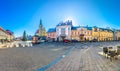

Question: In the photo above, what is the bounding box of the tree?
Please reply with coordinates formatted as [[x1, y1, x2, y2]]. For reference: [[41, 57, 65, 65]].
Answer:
[[22, 31, 27, 41]]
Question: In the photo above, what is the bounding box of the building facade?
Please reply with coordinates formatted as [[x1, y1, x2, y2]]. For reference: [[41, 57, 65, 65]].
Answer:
[[6, 30, 14, 41], [92, 27, 113, 41], [0, 27, 8, 40], [99, 28, 113, 41], [47, 28, 56, 41], [0, 27, 14, 44], [115, 30, 120, 40], [71, 26, 92, 41], [56, 20, 72, 41], [47, 20, 93, 41], [47, 20, 119, 42]]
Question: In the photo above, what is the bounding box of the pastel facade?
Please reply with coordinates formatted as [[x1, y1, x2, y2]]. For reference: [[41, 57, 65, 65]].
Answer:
[[47, 20, 93, 41], [0, 27, 14, 43], [47, 28, 56, 41], [115, 30, 120, 40], [0, 27, 8, 40], [6, 30, 14, 41], [47, 20, 119, 41], [99, 29, 113, 41], [92, 27, 100, 40], [92, 27, 113, 41], [56, 20, 72, 41], [71, 26, 92, 41]]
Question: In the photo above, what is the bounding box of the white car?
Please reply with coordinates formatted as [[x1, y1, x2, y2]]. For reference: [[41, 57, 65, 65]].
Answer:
[[38, 40, 45, 42]]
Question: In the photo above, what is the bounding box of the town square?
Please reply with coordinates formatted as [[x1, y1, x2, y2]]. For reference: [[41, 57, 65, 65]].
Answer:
[[0, 0, 120, 71]]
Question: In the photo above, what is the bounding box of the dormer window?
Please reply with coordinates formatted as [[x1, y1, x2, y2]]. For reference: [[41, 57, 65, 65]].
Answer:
[[94, 28, 97, 32]]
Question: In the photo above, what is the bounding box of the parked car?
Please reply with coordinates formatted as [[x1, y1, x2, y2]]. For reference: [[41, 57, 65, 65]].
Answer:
[[38, 39, 46, 42], [72, 39, 79, 42], [91, 39, 98, 42], [63, 39, 71, 43]]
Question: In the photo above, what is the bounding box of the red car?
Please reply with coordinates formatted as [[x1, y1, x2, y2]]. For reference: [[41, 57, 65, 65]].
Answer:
[[63, 39, 71, 43]]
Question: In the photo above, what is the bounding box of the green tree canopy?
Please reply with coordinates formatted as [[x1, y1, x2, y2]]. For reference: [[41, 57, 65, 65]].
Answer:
[[22, 30, 27, 41]]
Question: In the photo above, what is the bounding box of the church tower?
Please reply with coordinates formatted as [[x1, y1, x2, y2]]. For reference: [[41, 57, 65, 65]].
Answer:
[[35, 19, 46, 37], [38, 19, 43, 36], [42, 27, 47, 36]]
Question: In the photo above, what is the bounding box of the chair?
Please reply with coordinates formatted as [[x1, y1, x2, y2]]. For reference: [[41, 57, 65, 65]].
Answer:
[[103, 47, 108, 58], [116, 46, 120, 59], [117, 46, 120, 49], [108, 50, 116, 61], [108, 47, 113, 50]]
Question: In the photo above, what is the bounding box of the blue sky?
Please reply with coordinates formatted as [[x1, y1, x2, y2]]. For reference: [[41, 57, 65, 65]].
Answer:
[[0, 0, 120, 37]]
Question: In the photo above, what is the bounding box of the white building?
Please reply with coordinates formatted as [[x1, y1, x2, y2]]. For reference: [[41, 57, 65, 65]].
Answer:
[[56, 20, 72, 41]]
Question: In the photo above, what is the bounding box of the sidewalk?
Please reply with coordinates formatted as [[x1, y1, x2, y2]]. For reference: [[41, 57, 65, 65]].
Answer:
[[0, 41, 33, 49], [0, 42, 16, 48], [0, 43, 8, 49]]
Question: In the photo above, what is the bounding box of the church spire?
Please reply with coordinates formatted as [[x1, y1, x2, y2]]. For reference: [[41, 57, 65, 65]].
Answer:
[[35, 19, 46, 37], [38, 19, 43, 36], [39, 19, 42, 27]]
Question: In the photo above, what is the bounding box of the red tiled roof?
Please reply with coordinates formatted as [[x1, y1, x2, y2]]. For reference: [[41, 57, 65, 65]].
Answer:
[[0, 27, 8, 34], [0, 27, 2, 30], [6, 30, 14, 35]]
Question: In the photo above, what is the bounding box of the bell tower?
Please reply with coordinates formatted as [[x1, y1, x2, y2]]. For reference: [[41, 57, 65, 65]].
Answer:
[[39, 19, 43, 36]]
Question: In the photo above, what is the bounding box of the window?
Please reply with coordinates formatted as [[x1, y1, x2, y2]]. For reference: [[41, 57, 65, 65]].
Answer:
[[89, 32, 91, 35], [56, 29, 58, 33], [83, 31, 84, 34], [61, 28, 65, 31], [75, 32, 76, 35], [94, 28, 97, 32], [72, 32, 73, 35], [61, 28, 65, 35], [68, 27, 71, 30]]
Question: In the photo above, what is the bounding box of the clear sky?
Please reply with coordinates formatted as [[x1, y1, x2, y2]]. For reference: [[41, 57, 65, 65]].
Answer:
[[0, 0, 120, 37]]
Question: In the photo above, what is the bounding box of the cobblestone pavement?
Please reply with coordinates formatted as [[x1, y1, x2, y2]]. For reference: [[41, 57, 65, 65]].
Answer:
[[0, 43, 71, 71], [0, 41, 120, 71], [47, 41, 120, 71]]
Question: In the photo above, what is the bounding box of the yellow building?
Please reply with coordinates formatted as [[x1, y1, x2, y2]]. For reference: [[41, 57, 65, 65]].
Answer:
[[0, 27, 14, 44], [92, 27, 114, 41], [71, 26, 92, 41], [42, 27, 47, 36], [71, 29, 79, 40], [6, 30, 14, 42], [7, 35, 14, 41], [0, 27, 8, 40]]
